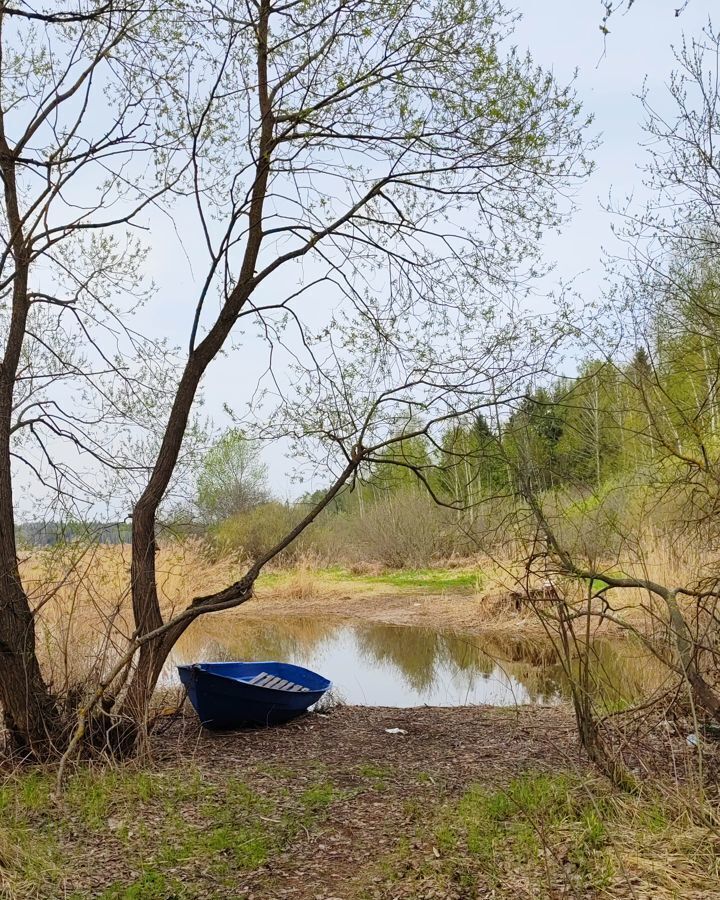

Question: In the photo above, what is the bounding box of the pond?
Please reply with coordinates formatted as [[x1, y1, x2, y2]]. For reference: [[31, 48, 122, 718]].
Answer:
[[163, 615, 662, 708]]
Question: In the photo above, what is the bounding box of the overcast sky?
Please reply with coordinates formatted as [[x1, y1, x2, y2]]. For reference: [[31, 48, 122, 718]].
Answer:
[[511, 1, 713, 296], [150, 1, 718, 497]]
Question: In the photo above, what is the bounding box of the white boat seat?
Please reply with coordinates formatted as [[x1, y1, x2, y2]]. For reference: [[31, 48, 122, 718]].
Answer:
[[246, 672, 310, 692]]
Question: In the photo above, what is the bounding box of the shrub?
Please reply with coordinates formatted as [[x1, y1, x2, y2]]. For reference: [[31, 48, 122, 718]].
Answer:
[[212, 502, 308, 561], [333, 489, 454, 568]]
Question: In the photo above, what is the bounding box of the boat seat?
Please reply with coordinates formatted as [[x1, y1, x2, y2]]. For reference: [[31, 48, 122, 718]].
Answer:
[[246, 672, 310, 692]]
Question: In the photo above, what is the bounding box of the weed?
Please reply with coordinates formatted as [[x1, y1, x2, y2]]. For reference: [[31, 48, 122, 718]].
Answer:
[[99, 871, 187, 900], [300, 781, 336, 809], [357, 762, 392, 781]]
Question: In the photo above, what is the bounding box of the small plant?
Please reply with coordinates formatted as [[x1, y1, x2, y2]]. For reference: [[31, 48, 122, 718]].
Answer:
[[300, 782, 336, 810]]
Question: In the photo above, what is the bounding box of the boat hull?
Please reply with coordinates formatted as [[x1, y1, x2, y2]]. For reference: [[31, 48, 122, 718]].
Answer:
[[177, 660, 331, 729]]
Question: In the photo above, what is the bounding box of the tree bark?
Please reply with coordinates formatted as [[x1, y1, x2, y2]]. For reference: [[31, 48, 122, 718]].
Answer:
[[0, 107, 60, 755], [0, 575, 61, 755]]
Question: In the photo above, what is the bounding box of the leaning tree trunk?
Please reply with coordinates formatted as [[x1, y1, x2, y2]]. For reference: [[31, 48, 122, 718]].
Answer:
[[114, 571, 255, 754], [117, 4, 276, 754], [112, 621, 192, 753], [665, 589, 720, 721]]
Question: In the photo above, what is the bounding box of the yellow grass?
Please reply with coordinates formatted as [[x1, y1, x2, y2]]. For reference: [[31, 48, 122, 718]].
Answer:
[[571, 528, 720, 640], [20, 540, 243, 690], [14, 534, 703, 692]]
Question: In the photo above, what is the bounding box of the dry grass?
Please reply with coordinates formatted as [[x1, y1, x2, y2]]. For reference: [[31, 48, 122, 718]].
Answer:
[[608, 784, 720, 898], [540, 528, 720, 645], [13, 535, 704, 696], [20, 540, 243, 691], [256, 559, 342, 603]]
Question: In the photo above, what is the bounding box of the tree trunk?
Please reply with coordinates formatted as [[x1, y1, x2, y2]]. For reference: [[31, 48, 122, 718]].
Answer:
[[116, 622, 189, 743], [0, 456, 60, 754], [0, 425, 60, 755], [0, 125, 62, 755], [665, 590, 720, 722], [0, 581, 61, 755], [122, 0, 275, 749]]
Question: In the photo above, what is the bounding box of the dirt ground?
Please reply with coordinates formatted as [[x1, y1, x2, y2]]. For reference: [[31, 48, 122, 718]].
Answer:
[[152, 704, 584, 899], [246, 585, 542, 636], [5, 704, 718, 899]]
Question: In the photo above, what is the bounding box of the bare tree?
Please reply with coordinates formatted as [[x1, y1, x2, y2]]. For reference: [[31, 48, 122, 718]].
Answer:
[[0, 0, 589, 756], [0, 0, 199, 753], [484, 27, 720, 770]]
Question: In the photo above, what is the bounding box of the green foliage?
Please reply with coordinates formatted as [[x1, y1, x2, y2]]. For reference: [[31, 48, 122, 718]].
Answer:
[[212, 501, 301, 560], [436, 414, 509, 505], [196, 429, 269, 524], [368, 434, 436, 494]]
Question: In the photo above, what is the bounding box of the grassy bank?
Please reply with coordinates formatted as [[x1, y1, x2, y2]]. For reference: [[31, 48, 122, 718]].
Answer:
[[259, 565, 481, 592], [1, 706, 717, 899]]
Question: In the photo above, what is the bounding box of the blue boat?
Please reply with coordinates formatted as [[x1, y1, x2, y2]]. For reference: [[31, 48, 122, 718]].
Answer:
[[177, 660, 332, 729]]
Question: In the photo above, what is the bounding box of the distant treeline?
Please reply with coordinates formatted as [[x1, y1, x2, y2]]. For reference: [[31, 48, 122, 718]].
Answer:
[[206, 260, 720, 566], [17, 521, 132, 547]]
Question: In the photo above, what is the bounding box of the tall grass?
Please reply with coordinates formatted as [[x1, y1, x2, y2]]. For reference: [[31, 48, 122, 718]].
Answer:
[[21, 541, 243, 694]]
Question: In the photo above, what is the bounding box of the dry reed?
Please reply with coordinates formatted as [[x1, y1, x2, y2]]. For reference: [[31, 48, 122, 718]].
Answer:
[[21, 540, 242, 692], [14, 533, 705, 695]]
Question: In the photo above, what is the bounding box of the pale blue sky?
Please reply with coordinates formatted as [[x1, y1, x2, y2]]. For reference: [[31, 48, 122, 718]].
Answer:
[[512, 1, 713, 296], [152, 1, 718, 496]]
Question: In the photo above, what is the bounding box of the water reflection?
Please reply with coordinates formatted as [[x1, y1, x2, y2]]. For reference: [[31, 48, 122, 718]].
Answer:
[[163, 616, 660, 708]]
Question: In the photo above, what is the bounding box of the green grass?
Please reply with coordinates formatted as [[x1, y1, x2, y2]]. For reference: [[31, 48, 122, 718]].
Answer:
[[354, 762, 393, 791], [359, 773, 720, 899], [258, 566, 480, 592], [351, 568, 479, 590], [5, 759, 711, 900], [583, 572, 630, 595], [360, 772, 642, 898], [300, 781, 337, 809], [356, 762, 392, 780], [98, 872, 188, 900], [0, 764, 342, 899]]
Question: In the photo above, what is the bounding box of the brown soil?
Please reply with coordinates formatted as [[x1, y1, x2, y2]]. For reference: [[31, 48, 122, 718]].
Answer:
[[245, 586, 546, 636], [151, 704, 582, 899]]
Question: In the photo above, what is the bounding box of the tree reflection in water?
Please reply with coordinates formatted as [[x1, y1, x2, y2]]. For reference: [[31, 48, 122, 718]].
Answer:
[[164, 616, 664, 708]]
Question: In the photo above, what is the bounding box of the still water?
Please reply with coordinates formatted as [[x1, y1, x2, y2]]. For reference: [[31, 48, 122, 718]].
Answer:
[[163, 616, 657, 708]]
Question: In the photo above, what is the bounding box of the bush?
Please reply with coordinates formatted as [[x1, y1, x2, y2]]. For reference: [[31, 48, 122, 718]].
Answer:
[[212, 502, 305, 561], [332, 489, 454, 568]]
